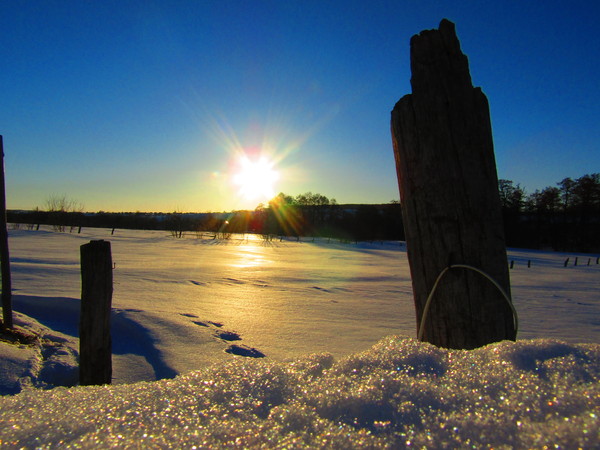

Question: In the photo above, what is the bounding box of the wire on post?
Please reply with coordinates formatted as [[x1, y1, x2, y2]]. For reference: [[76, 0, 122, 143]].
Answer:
[[417, 264, 518, 342]]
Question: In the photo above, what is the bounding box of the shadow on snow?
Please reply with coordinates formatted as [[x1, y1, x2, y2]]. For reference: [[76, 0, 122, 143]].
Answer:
[[12, 295, 177, 380]]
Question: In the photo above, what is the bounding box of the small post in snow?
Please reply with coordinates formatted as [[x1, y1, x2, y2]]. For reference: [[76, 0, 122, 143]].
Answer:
[[80, 239, 113, 385]]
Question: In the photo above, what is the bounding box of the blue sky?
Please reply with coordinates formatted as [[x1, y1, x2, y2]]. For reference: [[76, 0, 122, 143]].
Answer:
[[2, 1, 598, 212]]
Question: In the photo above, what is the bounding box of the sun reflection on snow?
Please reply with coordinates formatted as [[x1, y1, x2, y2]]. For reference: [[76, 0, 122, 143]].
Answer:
[[229, 239, 271, 269]]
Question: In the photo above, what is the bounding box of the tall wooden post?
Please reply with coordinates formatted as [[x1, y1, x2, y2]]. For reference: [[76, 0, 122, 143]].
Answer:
[[0, 136, 13, 329], [80, 240, 113, 385], [390, 19, 516, 349]]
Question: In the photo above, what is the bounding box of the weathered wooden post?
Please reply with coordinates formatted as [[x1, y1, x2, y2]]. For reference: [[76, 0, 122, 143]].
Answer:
[[80, 240, 113, 385], [391, 19, 516, 349], [0, 136, 13, 329]]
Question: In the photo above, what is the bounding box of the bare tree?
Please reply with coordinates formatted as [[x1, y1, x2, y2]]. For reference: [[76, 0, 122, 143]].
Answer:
[[166, 210, 185, 238], [45, 195, 84, 232]]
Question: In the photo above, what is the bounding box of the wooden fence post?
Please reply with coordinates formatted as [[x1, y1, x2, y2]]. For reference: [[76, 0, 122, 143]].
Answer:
[[0, 136, 13, 329], [80, 240, 113, 385], [390, 20, 516, 349]]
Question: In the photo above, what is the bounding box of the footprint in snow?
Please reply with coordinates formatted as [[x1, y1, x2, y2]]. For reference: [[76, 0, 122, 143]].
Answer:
[[216, 331, 241, 341], [311, 286, 332, 293], [190, 319, 227, 329], [225, 344, 265, 358], [223, 277, 245, 285]]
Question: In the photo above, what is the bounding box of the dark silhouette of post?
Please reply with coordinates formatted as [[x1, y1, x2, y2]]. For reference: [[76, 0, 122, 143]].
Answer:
[[390, 20, 516, 349], [0, 136, 13, 329], [80, 240, 113, 385]]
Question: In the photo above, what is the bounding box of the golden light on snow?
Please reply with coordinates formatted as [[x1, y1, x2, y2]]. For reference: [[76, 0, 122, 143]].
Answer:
[[229, 241, 270, 269]]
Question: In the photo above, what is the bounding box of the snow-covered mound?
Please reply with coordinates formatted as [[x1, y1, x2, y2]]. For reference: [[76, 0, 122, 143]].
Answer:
[[0, 312, 79, 396], [1, 336, 598, 448]]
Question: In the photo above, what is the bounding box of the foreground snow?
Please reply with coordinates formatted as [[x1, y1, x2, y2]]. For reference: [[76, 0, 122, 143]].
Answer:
[[1, 335, 598, 448]]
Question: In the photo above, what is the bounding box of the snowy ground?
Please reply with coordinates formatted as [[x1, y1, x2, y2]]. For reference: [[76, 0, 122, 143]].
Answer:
[[1, 227, 599, 447]]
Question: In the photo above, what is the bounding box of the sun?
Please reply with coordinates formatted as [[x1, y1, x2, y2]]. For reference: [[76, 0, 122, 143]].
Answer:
[[232, 155, 280, 201]]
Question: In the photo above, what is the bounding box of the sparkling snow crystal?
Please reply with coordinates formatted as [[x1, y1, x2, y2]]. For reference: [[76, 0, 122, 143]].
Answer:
[[1, 336, 598, 448]]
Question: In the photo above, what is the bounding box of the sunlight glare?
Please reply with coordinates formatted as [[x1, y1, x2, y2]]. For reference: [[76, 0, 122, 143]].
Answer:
[[233, 155, 280, 201]]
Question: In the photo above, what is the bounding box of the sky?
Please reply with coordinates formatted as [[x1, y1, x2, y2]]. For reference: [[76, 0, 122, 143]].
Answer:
[[1, 1, 598, 213]]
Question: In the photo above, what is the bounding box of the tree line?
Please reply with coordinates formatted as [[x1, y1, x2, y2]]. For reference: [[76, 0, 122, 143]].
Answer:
[[7, 174, 600, 251], [499, 173, 599, 251], [7, 192, 404, 242], [251, 192, 403, 241]]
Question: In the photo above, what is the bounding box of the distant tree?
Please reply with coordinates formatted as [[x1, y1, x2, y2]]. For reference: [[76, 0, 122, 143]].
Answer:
[[498, 180, 527, 247], [251, 203, 268, 235], [45, 195, 84, 232], [292, 192, 337, 207], [165, 210, 185, 238], [525, 187, 562, 249], [526, 187, 561, 214], [571, 173, 600, 213], [498, 179, 524, 213], [558, 177, 576, 212], [266, 193, 303, 236]]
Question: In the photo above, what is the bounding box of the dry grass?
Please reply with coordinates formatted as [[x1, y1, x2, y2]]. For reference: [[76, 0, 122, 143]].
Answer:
[[0, 323, 39, 346]]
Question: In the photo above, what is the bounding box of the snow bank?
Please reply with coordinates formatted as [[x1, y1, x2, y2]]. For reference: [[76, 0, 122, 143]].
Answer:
[[0, 312, 79, 396], [1, 336, 598, 448]]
